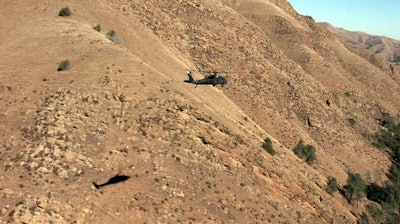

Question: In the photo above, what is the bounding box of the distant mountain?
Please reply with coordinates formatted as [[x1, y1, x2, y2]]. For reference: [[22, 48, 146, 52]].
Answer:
[[320, 22, 400, 63]]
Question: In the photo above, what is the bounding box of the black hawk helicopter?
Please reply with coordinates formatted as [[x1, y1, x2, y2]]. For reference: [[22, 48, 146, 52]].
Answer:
[[184, 70, 227, 87]]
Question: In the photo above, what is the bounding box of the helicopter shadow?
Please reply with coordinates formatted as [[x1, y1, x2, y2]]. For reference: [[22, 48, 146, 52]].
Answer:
[[93, 174, 130, 189]]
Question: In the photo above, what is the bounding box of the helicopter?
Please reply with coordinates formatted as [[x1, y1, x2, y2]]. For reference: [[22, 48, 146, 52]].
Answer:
[[184, 70, 227, 87]]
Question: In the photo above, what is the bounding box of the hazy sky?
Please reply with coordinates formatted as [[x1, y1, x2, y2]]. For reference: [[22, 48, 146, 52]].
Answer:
[[287, 0, 400, 40]]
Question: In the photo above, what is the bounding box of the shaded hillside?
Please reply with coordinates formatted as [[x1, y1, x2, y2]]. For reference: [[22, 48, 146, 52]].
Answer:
[[1, 0, 400, 223], [321, 22, 400, 63]]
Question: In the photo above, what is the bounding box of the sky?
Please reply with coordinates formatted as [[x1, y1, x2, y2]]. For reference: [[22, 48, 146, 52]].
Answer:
[[287, 0, 400, 40]]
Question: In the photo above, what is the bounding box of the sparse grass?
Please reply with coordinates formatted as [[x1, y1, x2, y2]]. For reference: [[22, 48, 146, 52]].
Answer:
[[262, 137, 276, 156], [57, 60, 70, 71], [58, 7, 71, 17]]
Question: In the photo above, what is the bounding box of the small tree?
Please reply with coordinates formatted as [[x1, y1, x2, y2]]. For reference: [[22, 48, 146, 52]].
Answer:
[[57, 60, 70, 71], [293, 140, 316, 165], [58, 7, 71, 16], [326, 176, 338, 195], [262, 137, 276, 156], [344, 172, 366, 204]]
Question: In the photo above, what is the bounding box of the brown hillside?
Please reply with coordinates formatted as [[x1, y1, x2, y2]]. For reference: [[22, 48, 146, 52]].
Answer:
[[1, 0, 399, 223], [321, 22, 400, 63]]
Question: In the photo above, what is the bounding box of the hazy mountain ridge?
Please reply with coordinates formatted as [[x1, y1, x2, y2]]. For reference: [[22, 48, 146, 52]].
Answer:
[[1, 0, 399, 223], [321, 22, 400, 63]]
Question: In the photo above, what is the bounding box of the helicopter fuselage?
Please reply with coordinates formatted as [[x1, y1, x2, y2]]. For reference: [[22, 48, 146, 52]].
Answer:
[[184, 70, 227, 87]]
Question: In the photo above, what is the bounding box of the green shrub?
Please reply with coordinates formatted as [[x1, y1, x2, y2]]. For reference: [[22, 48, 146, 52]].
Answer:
[[375, 113, 400, 162], [326, 176, 338, 195], [293, 140, 316, 165], [262, 137, 276, 156], [58, 7, 71, 16], [344, 172, 366, 203], [357, 213, 369, 224], [92, 24, 101, 32], [366, 183, 389, 204], [382, 193, 398, 213], [367, 203, 384, 221], [385, 214, 400, 224], [370, 112, 400, 222], [57, 60, 70, 71]]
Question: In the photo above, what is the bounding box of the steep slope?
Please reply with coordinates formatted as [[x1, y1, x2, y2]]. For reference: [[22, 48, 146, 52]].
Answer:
[[217, 0, 400, 178], [1, 0, 400, 223], [121, 0, 400, 182], [321, 22, 400, 63], [0, 1, 347, 223]]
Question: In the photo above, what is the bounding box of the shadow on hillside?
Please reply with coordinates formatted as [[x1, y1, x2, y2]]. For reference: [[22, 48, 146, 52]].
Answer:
[[93, 174, 130, 189]]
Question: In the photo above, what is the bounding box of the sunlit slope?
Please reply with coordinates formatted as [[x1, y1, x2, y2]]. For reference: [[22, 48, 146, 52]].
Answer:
[[1, 0, 400, 223]]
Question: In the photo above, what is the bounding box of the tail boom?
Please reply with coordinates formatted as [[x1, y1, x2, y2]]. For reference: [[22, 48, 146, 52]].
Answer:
[[184, 70, 194, 83]]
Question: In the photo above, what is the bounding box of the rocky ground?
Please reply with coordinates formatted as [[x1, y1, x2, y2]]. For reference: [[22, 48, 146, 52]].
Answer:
[[1, 0, 400, 223]]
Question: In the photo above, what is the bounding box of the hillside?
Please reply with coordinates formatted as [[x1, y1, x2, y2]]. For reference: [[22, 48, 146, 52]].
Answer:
[[1, 0, 400, 223], [321, 22, 400, 63]]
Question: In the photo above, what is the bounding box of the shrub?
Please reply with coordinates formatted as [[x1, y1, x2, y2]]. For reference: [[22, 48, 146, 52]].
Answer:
[[348, 118, 357, 126], [370, 112, 400, 221], [384, 213, 400, 224], [262, 137, 276, 156], [326, 176, 338, 195], [366, 203, 384, 221], [380, 112, 397, 130], [92, 24, 101, 32], [366, 183, 389, 204], [375, 130, 399, 153], [293, 140, 316, 165], [388, 164, 400, 189], [57, 60, 70, 71], [344, 172, 366, 203], [382, 193, 398, 213], [58, 7, 71, 16], [374, 112, 400, 162], [107, 30, 121, 44], [357, 213, 369, 224]]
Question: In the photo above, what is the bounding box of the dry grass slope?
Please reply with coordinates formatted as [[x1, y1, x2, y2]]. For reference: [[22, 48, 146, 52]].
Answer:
[[1, 0, 399, 223]]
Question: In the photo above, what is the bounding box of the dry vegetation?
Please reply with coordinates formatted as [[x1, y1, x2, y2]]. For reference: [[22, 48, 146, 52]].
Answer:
[[1, 0, 400, 223]]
